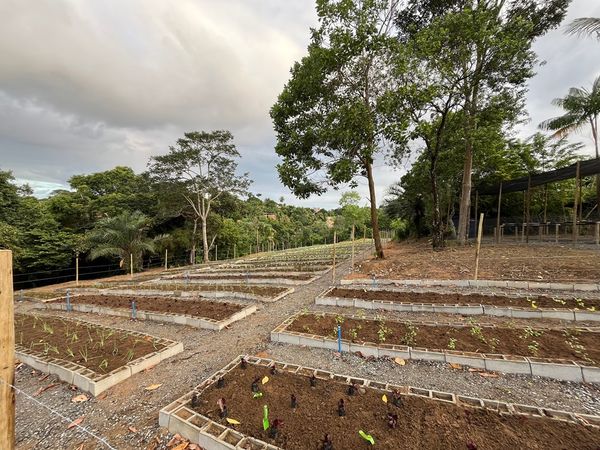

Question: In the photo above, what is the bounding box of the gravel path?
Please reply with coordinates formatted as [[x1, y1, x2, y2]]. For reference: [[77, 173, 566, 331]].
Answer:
[[13, 254, 600, 450]]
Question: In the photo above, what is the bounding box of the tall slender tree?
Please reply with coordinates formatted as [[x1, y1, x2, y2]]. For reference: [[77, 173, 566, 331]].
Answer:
[[271, 0, 406, 259], [148, 131, 251, 264]]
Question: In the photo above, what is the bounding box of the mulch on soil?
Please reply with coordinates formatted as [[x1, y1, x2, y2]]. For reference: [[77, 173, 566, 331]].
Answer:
[[192, 364, 600, 450], [328, 288, 600, 310], [49, 295, 244, 321], [15, 314, 164, 373], [350, 241, 600, 282], [287, 314, 600, 363]]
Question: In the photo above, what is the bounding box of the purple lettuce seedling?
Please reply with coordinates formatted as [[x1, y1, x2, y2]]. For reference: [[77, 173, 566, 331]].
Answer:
[[290, 394, 298, 409], [268, 419, 283, 438], [337, 399, 346, 417], [217, 398, 228, 419], [387, 412, 398, 429], [321, 433, 333, 450]]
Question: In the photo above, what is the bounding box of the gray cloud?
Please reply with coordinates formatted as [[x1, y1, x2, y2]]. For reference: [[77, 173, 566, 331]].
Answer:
[[0, 0, 598, 208]]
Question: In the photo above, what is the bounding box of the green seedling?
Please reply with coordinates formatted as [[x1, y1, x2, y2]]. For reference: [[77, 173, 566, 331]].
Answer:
[[99, 359, 109, 371], [401, 322, 417, 346], [359, 430, 375, 445], [263, 405, 270, 431], [447, 338, 457, 350]]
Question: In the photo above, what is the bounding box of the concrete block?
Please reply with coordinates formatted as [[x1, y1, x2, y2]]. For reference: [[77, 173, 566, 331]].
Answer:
[[510, 309, 543, 319], [411, 304, 435, 313], [484, 357, 531, 375], [445, 353, 486, 369], [483, 306, 512, 318], [276, 332, 301, 345], [47, 360, 75, 384], [316, 297, 337, 306], [574, 311, 600, 322], [349, 343, 378, 357], [378, 346, 410, 360], [410, 348, 446, 362], [540, 309, 575, 321], [528, 282, 552, 290], [573, 284, 599, 292], [529, 361, 583, 382], [507, 281, 529, 289], [549, 283, 574, 292], [581, 366, 600, 383], [91, 367, 132, 396]]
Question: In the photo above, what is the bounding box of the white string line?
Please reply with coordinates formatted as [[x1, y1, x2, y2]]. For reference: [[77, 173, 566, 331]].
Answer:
[[0, 378, 117, 450]]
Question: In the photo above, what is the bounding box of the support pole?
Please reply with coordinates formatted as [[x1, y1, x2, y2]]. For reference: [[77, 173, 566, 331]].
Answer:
[[574, 161, 581, 243], [0, 250, 15, 450], [75, 253, 79, 287], [496, 183, 502, 244], [130, 253, 133, 279], [332, 231, 337, 282], [234, 244, 237, 259], [555, 224, 560, 244], [474, 213, 484, 280], [351, 224, 355, 271], [526, 175, 531, 244], [596, 222, 600, 246], [215, 244, 218, 262], [165, 249, 168, 270], [474, 190, 479, 238]]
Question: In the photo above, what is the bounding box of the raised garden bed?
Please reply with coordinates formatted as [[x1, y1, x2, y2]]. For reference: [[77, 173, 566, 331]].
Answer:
[[272, 313, 600, 382], [15, 313, 183, 395], [198, 265, 331, 274], [317, 287, 600, 322], [160, 355, 600, 450], [111, 284, 295, 303], [163, 273, 318, 286], [43, 294, 257, 331]]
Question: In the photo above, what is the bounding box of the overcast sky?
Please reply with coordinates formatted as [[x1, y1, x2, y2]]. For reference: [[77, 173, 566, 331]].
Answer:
[[1, 0, 599, 208]]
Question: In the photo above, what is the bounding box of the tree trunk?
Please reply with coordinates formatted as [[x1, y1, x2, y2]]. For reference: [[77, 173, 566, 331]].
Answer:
[[202, 218, 209, 263], [366, 161, 384, 258], [190, 218, 198, 265], [593, 116, 599, 218], [457, 143, 473, 244], [429, 158, 444, 250]]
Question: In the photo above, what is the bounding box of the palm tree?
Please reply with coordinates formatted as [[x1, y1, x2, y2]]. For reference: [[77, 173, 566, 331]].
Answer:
[[567, 18, 600, 39], [540, 76, 600, 214], [86, 211, 158, 273]]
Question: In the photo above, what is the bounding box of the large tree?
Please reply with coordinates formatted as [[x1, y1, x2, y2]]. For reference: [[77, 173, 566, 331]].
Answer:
[[395, 0, 569, 244], [148, 131, 251, 264], [540, 75, 600, 214], [270, 0, 406, 259]]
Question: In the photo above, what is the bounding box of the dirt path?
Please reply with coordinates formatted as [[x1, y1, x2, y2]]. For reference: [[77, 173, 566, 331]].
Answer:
[[13, 254, 600, 450]]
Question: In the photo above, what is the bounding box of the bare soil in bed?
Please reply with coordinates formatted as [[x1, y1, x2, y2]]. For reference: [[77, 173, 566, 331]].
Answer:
[[15, 314, 164, 374], [122, 283, 289, 296], [350, 241, 600, 282], [287, 314, 600, 363], [49, 294, 244, 321], [328, 288, 600, 310], [192, 363, 600, 450]]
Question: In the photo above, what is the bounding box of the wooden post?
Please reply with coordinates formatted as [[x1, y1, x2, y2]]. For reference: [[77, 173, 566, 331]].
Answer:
[[351, 224, 355, 271], [234, 244, 237, 259], [0, 250, 15, 450], [555, 223, 560, 244], [165, 249, 168, 270], [474, 190, 479, 236], [596, 222, 600, 246], [474, 213, 484, 280], [496, 183, 502, 244], [215, 244, 218, 261], [526, 175, 531, 244], [75, 253, 79, 287], [574, 161, 581, 243], [332, 231, 337, 282], [130, 253, 133, 278]]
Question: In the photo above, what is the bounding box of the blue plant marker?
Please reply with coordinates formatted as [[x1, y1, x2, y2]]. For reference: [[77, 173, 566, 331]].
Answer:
[[372, 275, 377, 287], [337, 325, 342, 353], [131, 300, 137, 320], [66, 289, 72, 312]]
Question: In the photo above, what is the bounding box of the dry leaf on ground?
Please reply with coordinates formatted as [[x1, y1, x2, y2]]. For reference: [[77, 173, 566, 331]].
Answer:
[[479, 372, 499, 378], [67, 417, 84, 429], [72, 394, 88, 403], [145, 383, 162, 391], [449, 363, 462, 370], [128, 426, 138, 433], [171, 442, 189, 450], [394, 357, 406, 366]]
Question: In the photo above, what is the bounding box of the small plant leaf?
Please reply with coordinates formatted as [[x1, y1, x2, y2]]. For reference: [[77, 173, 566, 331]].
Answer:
[[394, 357, 406, 366], [226, 418, 241, 425], [359, 430, 375, 445], [381, 394, 388, 404], [263, 405, 270, 430], [145, 383, 162, 391], [71, 394, 89, 403], [262, 376, 269, 385], [67, 417, 84, 429], [253, 392, 263, 399]]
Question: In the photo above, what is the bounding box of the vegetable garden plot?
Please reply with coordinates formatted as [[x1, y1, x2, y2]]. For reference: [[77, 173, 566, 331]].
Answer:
[[162, 273, 319, 286], [196, 265, 332, 274], [43, 294, 257, 330], [317, 287, 600, 321], [14, 314, 182, 395], [160, 356, 600, 450], [272, 313, 600, 382], [110, 284, 294, 302]]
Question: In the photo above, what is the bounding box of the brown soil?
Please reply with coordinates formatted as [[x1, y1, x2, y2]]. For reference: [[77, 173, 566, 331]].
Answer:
[[15, 314, 164, 374], [328, 288, 600, 310], [202, 265, 330, 273], [192, 363, 600, 450], [49, 295, 243, 321], [287, 314, 600, 363], [135, 284, 288, 296], [172, 273, 315, 281], [350, 241, 600, 282]]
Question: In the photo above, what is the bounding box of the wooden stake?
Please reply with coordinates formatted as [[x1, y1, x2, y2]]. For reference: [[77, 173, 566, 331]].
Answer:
[[596, 222, 600, 246], [574, 161, 581, 243], [351, 224, 355, 271], [215, 244, 218, 261], [75, 254, 79, 287], [555, 223, 560, 244], [496, 183, 502, 244], [332, 231, 337, 282], [474, 213, 484, 280], [165, 249, 168, 270], [0, 250, 15, 450], [130, 253, 133, 278]]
